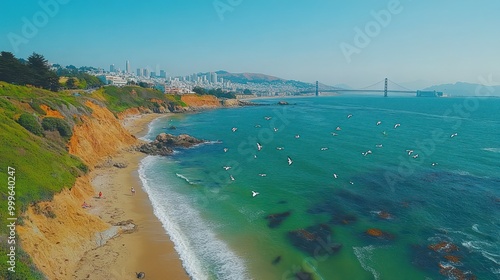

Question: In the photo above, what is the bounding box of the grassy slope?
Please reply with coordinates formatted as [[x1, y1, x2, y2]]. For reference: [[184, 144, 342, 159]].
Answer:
[[0, 83, 89, 279], [91, 85, 187, 113]]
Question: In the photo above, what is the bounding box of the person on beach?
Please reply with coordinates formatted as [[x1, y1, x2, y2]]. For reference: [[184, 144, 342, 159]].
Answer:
[[98, 191, 103, 198], [131, 187, 136, 195], [82, 201, 91, 208]]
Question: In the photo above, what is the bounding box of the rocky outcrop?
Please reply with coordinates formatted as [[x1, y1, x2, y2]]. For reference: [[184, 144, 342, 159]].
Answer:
[[137, 133, 204, 156], [265, 211, 291, 228], [287, 224, 342, 257]]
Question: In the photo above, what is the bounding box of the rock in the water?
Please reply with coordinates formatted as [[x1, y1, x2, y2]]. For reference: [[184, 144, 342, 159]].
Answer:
[[287, 224, 342, 257], [294, 269, 314, 280], [365, 228, 394, 240], [428, 241, 459, 253], [137, 133, 204, 156], [278, 101, 289, 105], [265, 211, 291, 228], [272, 256, 281, 265]]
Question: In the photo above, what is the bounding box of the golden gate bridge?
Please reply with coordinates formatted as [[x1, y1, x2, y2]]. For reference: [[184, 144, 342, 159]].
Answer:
[[301, 78, 438, 97]]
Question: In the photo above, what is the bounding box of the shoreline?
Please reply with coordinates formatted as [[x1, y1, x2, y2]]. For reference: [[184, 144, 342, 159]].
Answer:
[[74, 113, 189, 279]]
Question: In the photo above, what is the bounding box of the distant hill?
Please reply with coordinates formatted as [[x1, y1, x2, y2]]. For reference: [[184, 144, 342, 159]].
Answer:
[[215, 70, 284, 83], [213, 70, 314, 90], [424, 82, 500, 96]]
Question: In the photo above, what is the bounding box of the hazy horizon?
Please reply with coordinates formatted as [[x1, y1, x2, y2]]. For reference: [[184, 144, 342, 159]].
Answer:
[[2, 0, 500, 88]]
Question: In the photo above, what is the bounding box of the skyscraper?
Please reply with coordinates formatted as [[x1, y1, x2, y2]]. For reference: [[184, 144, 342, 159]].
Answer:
[[211, 72, 217, 84], [110, 64, 115, 72], [159, 70, 166, 78], [126, 60, 130, 73], [136, 68, 142, 77]]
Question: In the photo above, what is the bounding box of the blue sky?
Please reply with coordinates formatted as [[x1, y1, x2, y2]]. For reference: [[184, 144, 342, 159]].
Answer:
[[1, 0, 500, 88]]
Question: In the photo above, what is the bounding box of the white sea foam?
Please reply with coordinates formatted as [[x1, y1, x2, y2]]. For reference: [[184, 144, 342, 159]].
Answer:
[[138, 116, 163, 141], [176, 173, 195, 185], [353, 246, 380, 280], [482, 147, 500, 153], [139, 156, 250, 280]]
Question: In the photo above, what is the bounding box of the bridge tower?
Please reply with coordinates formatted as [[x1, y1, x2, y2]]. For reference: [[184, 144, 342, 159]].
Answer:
[[315, 81, 319, 96], [384, 78, 388, 97]]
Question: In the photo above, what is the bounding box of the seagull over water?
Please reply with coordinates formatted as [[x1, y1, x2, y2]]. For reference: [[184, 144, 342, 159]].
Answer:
[[255, 124, 261, 128], [333, 173, 338, 179], [450, 133, 458, 138], [375, 144, 383, 148], [295, 134, 300, 139], [287, 156, 293, 165], [273, 127, 279, 132], [347, 114, 353, 119], [230, 175, 235, 181], [223, 148, 228, 153], [276, 147, 284, 150], [231, 127, 238, 132], [406, 149, 414, 156], [257, 142, 263, 151], [320, 147, 329, 151], [376, 121, 382, 126], [252, 191, 260, 197], [362, 150, 373, 156], [331, 132, 339, 136], [264, 116, 272, 120], [412, 154, 419, 159], [223, 166, 231, 171], [336, 126, 342, 131], [394, 123, 401, 129], [258, 173, 267, 177], [431, 162, 438, 166]]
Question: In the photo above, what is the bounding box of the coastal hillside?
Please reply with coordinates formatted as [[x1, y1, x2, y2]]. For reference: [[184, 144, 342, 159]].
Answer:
[[0, 82, 224, 279]]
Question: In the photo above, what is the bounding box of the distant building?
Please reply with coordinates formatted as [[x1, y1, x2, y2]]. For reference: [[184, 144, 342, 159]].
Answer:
[[98, 75, 127, 87], [416, 90, 443, 97], [211, 72, 217, 84], [136, 68, 142, 77], [126, 60, 130, 73], [143, 68, 149, 78], [150, 72, 156, 78], [160, 70, 167, 78], [110, 64, 115, 73]]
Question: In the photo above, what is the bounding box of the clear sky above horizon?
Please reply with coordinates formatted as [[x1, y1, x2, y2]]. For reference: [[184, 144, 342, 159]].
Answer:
[[1, 0, 500, 88]]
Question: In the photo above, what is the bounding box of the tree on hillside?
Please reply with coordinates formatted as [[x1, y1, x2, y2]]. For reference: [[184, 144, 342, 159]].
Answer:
[[66, 77, 77, 89], [27, 52, 59, 91], [0, 51, 32, 85], [192, 86, 207, 95]]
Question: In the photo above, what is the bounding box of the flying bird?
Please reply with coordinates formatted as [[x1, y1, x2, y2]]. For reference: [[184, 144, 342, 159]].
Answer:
[[231, 127, 238, 132], [406, 149, 414, 156], [287, 156, 293, 165], [230, 175, 235, 181], [264, 116, 272, 120], [252, 191, 260, 197], [320, 147, 329, 151], [333, 173, 338, 179], [295, 134, 300, 139], [412, 154, 419, 159], [223, 166, 231, 171], [450, 133, 458, 138], [376, 121, 382, 126], [273, 127, 279, 132], [336, 126, 342, 131], [394, 123, 401, 129], [257, 142, 263, 151], [347, 114, 353, 119], [223, 148, 228, 153], [276, 147, 284, 150], [258, 173, 267, 177], [375, 144, 383, 148]]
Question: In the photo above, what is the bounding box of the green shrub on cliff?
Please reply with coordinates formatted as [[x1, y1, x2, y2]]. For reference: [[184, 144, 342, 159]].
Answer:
[[42, 117, 73, 139], [17, 113, 43, 136]]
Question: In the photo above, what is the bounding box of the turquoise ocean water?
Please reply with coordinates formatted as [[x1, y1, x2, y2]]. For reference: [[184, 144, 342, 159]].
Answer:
[[140, 96, 499, 280]]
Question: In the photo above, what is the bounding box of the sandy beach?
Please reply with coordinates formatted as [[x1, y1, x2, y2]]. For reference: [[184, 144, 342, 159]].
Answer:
[[73, 113, 189, 280]]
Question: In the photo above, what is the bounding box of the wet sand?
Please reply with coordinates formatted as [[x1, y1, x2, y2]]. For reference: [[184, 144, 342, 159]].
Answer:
[[74, 113, 189, 279]]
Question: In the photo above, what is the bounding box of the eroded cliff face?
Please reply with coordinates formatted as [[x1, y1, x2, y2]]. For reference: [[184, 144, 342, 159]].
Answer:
[[180, 94, 221, 108], [18, 100, 139, 280], [17, 176, 108, 280], [68, 101, 137, 168]]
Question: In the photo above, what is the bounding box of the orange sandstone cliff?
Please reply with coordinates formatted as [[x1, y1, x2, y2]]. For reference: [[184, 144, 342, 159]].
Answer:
[[181, 94, 220, 108], [17, 101, 139, 280]]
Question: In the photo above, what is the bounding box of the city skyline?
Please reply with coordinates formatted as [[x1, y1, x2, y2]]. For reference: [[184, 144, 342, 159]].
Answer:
[[1, 1, 500, 88]]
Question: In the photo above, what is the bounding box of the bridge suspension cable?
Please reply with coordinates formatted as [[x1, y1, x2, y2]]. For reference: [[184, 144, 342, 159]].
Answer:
[[355, 80, 384, 90], [387, 79, 414, 91]]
